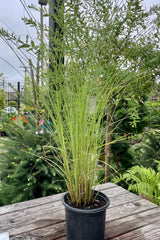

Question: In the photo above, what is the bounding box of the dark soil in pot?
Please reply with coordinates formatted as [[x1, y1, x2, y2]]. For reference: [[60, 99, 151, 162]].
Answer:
[[65, 191, 107, 210]]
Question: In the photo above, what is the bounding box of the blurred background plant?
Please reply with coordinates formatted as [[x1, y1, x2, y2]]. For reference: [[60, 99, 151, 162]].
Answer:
[[0, 115, 65, 205]]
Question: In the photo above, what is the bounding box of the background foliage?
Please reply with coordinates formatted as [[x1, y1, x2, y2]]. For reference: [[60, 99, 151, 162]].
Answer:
[[0, 116, 65, 205]]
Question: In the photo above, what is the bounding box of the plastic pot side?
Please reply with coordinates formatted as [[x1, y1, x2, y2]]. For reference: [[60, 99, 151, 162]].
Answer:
[[62, 191, 110, 240]]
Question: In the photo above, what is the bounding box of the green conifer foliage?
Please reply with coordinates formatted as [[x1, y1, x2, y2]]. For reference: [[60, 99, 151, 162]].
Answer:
[[0, 119, 65, 206]]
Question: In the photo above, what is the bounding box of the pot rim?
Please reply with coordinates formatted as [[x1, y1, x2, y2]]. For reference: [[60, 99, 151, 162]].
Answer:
[[62, 190, 110, 214]]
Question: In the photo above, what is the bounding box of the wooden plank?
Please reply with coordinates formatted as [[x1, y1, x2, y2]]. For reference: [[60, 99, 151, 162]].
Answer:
[[0, 186, 157, 235], [101, 186, 132, 199], [11, 214, 160, 240], [2, 197, 157, 239], [0, 184, 125, 232], [49, 218, 160, 240], [105, 198, 157, 222], [112, 220, 160, 240], [105, 207, 160, 239], [0, 182, 159, 240], [103, 190, 141, 207], [0, 192, 64, 216], [95, 182, 119, 191], [0, 204, 65, 233], [0, 188, 139, 232], [0, 182, 116, 215], [10, 222, 66, 240]]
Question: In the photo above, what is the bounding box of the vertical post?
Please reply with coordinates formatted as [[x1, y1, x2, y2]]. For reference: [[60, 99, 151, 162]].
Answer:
[[17, 82, 20, 110], [40, 4, 44, 73], [49, 0, 56, 73], [49, 0, 64, 90], [38, 0, 47, 86], [49, 0, 64, 68]]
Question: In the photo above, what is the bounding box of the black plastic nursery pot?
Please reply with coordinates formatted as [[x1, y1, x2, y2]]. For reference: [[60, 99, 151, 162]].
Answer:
[[62, 191, 110, 240]]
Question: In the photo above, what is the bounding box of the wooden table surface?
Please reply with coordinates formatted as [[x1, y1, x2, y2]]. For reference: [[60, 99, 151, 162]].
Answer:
[[0, 182, 160, 240]]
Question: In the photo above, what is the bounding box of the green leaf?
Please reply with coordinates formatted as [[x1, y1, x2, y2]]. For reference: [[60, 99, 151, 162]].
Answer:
[[17, 44, 30, 49], [31, 40, 35, 48]]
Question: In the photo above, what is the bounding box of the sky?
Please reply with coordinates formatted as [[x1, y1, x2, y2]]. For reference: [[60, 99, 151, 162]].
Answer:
[[0, 0, 42, 85], [0, 0, 159, 85]]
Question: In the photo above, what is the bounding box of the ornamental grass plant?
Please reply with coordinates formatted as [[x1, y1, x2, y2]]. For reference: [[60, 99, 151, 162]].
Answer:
[[43, 0, 140, 207], [44, 63, 125, 207], [43, 0, 155, 207]]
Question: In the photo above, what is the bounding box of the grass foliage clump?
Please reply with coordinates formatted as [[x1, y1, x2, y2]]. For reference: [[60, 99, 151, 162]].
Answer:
[[43, 0, 140, 206], [44, 63, 124, 206]]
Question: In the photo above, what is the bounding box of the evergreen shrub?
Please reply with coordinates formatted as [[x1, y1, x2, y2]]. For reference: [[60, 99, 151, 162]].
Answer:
[[0, 117, 65, 205]]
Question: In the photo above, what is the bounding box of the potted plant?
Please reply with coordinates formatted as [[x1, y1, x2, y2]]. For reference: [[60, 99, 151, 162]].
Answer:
[[44, 52, 126, 240], [43, 0, 140, 239]]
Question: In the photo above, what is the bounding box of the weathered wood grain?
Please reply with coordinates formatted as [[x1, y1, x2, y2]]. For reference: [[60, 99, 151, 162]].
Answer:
[[0, 187, 142, 234], [112, 220, 160, 240], [10, 222, 66, 240], [0, 182, 159, 240], [106, 198, 157, 222], [105, 207, 160, 239], [0, 204, 65, 235], [103, 189, 140, 207], [0, 192, 64, 216], [0, 185, 128, 232]]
